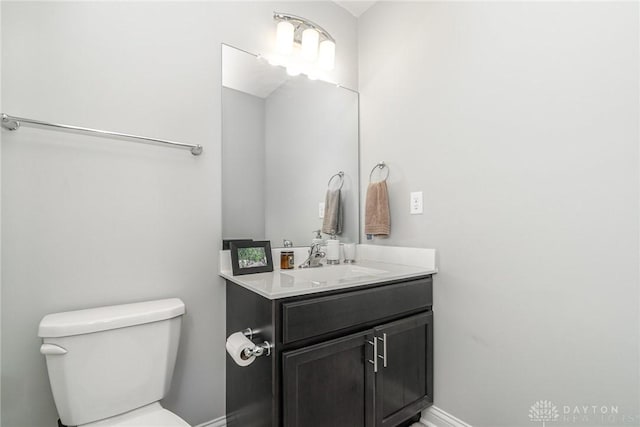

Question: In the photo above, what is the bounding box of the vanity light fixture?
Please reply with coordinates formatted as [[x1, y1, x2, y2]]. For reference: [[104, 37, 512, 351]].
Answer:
[[276, 21, 295, 55], [271, 12, 336, 78]]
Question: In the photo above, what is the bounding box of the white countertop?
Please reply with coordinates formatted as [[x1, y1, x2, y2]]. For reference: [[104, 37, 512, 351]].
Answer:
[[219, 245, 437, 299]]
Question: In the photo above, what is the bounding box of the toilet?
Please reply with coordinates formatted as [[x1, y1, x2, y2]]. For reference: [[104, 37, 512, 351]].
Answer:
[[38, 298, 190, 426]]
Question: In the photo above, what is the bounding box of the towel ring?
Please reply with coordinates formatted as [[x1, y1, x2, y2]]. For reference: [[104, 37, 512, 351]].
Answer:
[[369, 162, 389, 183], [327, 171, 345, 190]]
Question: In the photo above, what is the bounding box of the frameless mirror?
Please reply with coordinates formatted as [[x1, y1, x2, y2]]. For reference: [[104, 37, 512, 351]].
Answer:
[[221, 44, 359, 247]]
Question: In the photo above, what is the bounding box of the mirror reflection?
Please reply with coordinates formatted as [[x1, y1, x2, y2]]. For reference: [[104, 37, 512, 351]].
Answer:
[[221, 44, 359, 247]]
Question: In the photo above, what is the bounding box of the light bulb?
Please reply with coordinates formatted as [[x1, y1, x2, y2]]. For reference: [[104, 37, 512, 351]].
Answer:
[[276, 21, 294, 55], [301, 28, 319, 62], [318, 40, 335, 70]]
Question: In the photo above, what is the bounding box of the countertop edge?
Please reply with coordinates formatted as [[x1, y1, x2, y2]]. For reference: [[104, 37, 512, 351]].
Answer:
[[220, 263, 437, 300]]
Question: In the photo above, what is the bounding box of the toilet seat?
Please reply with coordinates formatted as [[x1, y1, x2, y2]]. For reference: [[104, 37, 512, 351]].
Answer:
[[82, 403, 190, 427]]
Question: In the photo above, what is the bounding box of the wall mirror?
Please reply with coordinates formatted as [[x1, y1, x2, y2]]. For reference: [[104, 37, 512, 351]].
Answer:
[[221, 44, 359, 248]]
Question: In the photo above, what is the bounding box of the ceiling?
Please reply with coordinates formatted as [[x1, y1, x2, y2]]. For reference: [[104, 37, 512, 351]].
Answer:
[[334, 1, 377, 17], [222, 45, 288, 99]]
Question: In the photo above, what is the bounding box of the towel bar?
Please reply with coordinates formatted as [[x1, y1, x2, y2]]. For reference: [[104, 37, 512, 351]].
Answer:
[[369, 161, 389, 183], [327, 171, 345, 190], [1, 113, 203, 156]]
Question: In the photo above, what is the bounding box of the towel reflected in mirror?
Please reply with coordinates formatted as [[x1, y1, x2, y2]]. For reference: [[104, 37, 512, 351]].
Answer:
[[322, 189, 343, 236]]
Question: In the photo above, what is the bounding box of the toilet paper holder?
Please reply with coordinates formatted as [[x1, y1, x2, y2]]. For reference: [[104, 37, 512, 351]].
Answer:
[[241, 328, 273, 358]]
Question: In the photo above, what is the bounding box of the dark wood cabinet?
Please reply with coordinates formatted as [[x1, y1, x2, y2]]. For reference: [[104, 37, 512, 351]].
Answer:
[[226, 275, 434, 427], [283, 330, 375, 427], [374, 312, 433, 427]]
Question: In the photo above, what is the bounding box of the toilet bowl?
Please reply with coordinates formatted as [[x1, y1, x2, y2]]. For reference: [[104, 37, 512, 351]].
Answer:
[[38, 298, 190, 427]]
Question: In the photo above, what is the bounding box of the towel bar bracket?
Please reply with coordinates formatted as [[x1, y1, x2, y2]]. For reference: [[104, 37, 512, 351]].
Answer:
[[2, 114, 20, 131]]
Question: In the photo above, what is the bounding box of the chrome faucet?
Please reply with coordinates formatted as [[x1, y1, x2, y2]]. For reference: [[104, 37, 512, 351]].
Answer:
[[299, 242, 325, 268]]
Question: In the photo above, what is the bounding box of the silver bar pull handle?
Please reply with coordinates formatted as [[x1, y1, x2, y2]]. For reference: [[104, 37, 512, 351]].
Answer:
[[382, 333, 387, 368], [367, 339, 378, 373], [377, 334, 387, 367]]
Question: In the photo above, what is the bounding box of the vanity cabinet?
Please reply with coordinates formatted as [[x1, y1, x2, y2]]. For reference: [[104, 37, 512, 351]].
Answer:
[[226, 275, 434, 427], [283, 330, 374, 427], [372, 311, 433, 427]]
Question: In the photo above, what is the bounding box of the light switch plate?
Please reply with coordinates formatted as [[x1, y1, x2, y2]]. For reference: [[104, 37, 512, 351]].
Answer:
[[410, 191, 423, 214], [319, 202, 325, 218]]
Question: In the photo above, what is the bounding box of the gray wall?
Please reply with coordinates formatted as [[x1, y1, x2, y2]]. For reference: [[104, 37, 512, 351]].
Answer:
[[0, 2, 3, 422], [222, 87, 266, 240], [0, 2, 357, 426], [359, 2, 639, 426], [265, 79, 359, 246]]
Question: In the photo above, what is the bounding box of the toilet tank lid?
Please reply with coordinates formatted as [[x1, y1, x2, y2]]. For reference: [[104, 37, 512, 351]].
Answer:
[[38, 298, 185, 338]]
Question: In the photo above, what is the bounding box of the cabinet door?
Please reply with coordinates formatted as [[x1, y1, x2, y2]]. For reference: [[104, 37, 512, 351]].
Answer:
[[283, 330, 375, 427], [374, 311, 433, 427]]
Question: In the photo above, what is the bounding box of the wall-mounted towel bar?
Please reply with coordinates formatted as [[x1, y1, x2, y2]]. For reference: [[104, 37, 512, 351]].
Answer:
[[369, 161, 389, 182], [327, 171, 345, 190], [1, 113, 203, 156]]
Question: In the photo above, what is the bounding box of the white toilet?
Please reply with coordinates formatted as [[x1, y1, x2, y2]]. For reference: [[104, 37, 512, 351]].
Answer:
[[38, 298, 190, 427]]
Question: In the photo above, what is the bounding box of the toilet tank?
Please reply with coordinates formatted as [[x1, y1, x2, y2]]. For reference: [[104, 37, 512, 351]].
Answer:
[[38, 298, 185, 426]]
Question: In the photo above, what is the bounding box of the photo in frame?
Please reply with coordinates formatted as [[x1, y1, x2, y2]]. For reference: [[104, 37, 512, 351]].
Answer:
[[229, 240, 273, 276]]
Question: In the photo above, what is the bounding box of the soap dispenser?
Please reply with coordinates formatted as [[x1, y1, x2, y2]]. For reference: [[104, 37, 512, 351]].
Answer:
[[312, 230, 324, 246]]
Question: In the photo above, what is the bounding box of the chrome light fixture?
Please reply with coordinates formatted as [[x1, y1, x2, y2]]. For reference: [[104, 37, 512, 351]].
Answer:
[[271, 12, 336, 78]]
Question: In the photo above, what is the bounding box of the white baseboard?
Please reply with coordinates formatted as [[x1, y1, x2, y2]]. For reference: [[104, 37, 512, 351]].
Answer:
[[421, 406, 472, 427], [193, 407, 468, 427], [194, 415, 226, 427]]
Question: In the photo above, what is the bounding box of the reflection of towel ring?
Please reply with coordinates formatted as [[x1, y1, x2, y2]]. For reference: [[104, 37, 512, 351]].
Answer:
[[328, 171, 345, 190], [369, 161, 389, 183]]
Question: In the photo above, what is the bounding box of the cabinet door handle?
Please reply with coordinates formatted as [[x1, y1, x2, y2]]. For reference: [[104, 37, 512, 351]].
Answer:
[[367, 339, 378, 373], [377, 333, 388, 368]]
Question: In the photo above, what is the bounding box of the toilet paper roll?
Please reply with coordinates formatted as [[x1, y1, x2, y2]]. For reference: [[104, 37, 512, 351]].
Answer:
[[225, 332, 256, 367]]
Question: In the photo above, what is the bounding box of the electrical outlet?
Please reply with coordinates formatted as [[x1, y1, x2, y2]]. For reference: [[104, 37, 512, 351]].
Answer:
[[319, 202, 325, 218], [410, 191, 423, 214]]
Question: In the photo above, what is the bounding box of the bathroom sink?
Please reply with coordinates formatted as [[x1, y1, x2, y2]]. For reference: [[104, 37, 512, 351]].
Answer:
[[281, 265, 388, 283]]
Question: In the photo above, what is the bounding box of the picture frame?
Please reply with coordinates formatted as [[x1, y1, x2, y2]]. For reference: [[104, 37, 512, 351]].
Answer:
[[222, 238, 253, 250], [229, 240, 273, 276]]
